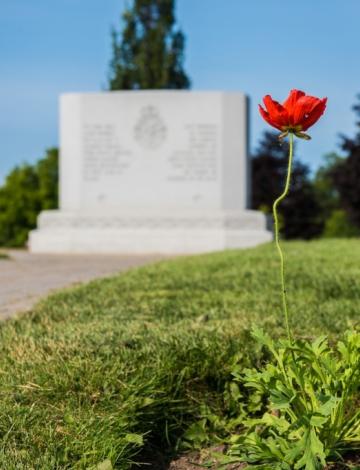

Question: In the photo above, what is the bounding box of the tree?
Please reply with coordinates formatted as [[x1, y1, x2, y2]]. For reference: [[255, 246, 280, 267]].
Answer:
[[0, 148, 58, 247], [37, 147, 58, 210], [331, 95, 360, 228], [313, 152, 343, 221], [322, 209, 359, 238], [252, 132, 323, 239], [109, 0, 190, 90], [312, 152, 358, 238]]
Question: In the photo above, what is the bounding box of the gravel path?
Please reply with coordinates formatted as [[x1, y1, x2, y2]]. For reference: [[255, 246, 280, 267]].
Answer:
[[0, 250, 166, 319]]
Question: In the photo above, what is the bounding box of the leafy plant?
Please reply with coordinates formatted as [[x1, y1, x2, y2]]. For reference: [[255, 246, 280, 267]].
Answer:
[[226, 327, 360, 469]]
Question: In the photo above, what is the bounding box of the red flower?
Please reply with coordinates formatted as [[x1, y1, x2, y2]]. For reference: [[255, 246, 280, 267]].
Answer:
[[259, 89, 327, 139]]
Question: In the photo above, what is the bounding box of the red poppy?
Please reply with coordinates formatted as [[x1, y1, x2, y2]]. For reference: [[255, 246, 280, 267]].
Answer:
[[259, 89, 327, 139]]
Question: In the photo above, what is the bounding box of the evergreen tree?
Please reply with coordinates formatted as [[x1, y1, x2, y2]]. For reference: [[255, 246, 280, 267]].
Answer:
[[109, 0, 190, 90], [331, 95, 360, 228], [252, 132, 323, 239]]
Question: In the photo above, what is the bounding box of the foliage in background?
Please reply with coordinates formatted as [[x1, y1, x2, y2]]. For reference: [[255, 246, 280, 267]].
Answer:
[[251, 132, 323, 239], [108, 0, 190, 90], [312, 153, 359, 238], [331, 95, 360, 230], [0, 240, 358, 467], [0, 148, 58, 247], [322, 209, 359, 238], [313, 153, 343, 222]]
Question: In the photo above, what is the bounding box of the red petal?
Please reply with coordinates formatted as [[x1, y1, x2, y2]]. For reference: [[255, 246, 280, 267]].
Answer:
[[259, 104, 283, 130], [263, 95, 289, 128], [292, 95, 321, 127], [301, 98, 327, 131], [282, 89, 305, 124], [283, 89, 305, 110]]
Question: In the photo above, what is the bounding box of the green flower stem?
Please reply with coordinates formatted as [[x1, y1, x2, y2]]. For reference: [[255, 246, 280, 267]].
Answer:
[[272, 133, 311, 414], [272, 132, 294, 342]]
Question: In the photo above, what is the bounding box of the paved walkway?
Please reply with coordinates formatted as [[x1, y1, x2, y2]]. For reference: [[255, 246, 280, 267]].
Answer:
[[0, 250, 166, 319]]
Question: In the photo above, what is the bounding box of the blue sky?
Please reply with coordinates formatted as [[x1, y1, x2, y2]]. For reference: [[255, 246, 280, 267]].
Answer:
[[1, 0, 359, 180]]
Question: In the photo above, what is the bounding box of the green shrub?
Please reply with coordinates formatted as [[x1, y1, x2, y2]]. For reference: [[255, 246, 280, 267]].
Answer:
[[323, 209, 359, 238], [0, 148, 58, 247]]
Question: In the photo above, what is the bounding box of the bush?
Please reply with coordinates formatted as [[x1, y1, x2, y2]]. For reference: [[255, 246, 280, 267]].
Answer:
[[331, 95, 360, 230], [323, 209, 359, 238], [0, 148, 58, 247]]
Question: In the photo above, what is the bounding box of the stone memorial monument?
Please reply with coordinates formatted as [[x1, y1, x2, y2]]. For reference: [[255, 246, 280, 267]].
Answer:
[[29, 91, 272, 253]]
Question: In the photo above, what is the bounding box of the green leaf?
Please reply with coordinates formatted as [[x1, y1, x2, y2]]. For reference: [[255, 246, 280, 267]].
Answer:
[[141, 397, 155, 407], [309, 429, 326, 466], [251, 326, 275, 352], [63, 413, 75, 424], [244, 412, 290, 434], [124, 433, 144, 446], [311, 336, 328, 357], [317, 395, 338, 417], [270, 386, 294, 410], [183, 420, 209, 445], [94, 460, 113, 470], [294, 428, 326, 470], [309, 415, 327, 427]]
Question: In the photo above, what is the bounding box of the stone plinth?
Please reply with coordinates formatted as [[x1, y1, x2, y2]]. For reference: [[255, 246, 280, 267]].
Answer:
[[29, 209, 272, 254]]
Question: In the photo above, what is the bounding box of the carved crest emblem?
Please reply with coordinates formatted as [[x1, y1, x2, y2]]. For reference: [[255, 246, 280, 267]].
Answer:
[[134, 106, 167, 150]]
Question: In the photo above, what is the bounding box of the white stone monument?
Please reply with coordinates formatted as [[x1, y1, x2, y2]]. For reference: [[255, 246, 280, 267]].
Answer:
[[29, 91, 272, 254]]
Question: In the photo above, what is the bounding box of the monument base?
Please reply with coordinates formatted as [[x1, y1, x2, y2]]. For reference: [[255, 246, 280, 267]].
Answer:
[[29, 209, 272, 254]]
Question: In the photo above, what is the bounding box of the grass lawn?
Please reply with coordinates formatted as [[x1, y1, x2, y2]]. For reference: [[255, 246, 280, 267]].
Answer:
[[0, 239, 359, 469]]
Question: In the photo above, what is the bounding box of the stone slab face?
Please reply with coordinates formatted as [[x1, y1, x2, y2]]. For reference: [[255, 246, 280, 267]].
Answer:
[[60, 91, 249, 212], [29, 91, 272, 254]]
